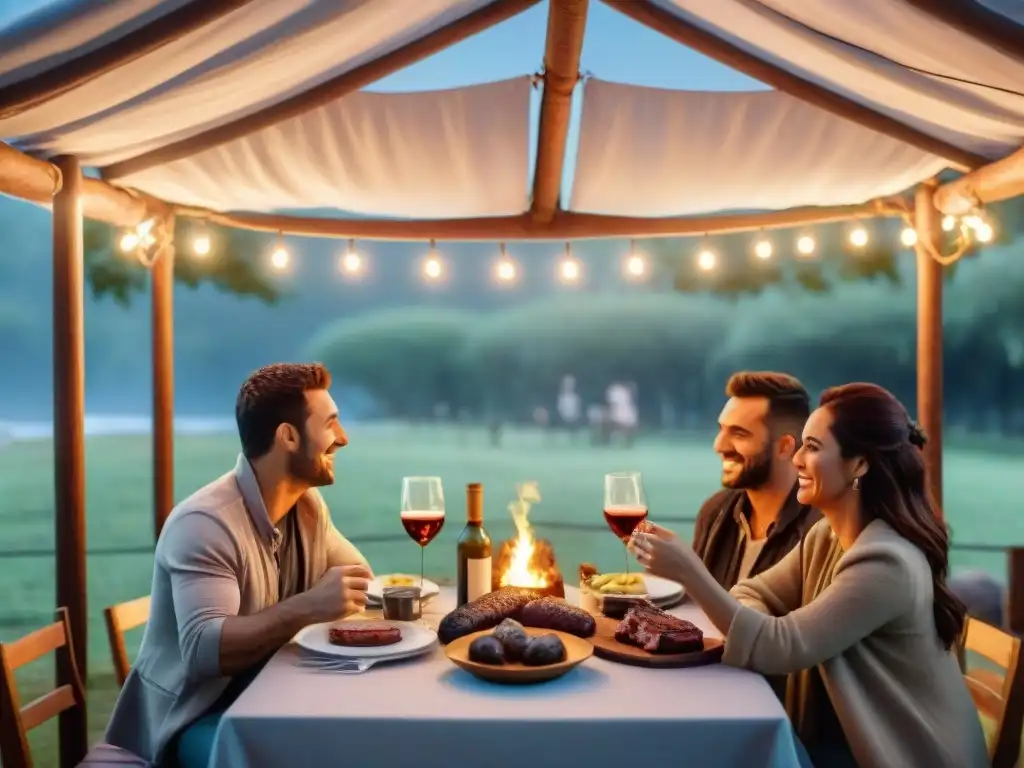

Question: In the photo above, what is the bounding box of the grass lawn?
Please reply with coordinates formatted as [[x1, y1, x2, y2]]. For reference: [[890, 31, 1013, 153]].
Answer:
[[1, 423, 1022, 764]]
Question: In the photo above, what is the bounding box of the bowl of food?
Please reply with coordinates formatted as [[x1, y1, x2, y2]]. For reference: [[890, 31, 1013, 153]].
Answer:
[[445, 618, 593, 684], [578, 563, 649, 616]]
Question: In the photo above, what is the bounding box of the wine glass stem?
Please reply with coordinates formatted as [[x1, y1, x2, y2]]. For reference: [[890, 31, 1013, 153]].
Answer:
[[420, 545, 426, 615], [624, 541, 631, 574]]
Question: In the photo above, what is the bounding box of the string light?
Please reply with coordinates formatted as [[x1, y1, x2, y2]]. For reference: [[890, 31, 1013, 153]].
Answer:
[[422, 239, 443, 281], [118, 218, 156, 257], [340, 238, 363, 276], [696, 247, 717, 272], [900, 226, 918, 248], [975, 221, 994, 243], [269, 245, 290, 271], [494, 243, 517, 284], [192, 234, 211, 257], [941, 215, 956, 232], [753, 235, 773, 260], [796, 234, 816, 256], [558, 242, 581, 284], [848, 224, 868, 248], [623, 240, 647, 279], [119, 231, 140, 253]]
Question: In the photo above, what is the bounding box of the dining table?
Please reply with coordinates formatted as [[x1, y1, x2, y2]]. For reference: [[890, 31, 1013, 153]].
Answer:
[[208, 585, 809, 768]]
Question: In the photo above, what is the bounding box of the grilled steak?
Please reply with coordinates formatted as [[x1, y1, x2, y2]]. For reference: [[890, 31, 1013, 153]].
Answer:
[[437, 587, 541, 645], [520, 597, 596, 638], [328, 621, 402, 647], [614, 601, 703, 653]]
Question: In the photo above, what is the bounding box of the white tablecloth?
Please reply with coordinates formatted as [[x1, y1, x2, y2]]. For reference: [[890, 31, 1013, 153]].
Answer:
[[209, 588, 807, 768]]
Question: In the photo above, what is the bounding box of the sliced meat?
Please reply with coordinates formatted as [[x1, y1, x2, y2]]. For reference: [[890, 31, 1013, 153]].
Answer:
[[614, 601, 703, 654], [328, 620, 402, 647], [437, 587, 541, 645], [520, 597, 596, 637]]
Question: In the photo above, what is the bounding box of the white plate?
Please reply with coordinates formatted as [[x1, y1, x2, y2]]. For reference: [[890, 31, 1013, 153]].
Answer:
[[640, 575, 685, 603], [367, 574, 440, 602], [294, 620, 438, 660]]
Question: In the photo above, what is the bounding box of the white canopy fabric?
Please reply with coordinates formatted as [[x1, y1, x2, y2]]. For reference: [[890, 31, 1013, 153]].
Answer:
[[115, 77, 532, 218], [1, 0, 1024, 218], [569, 78, 948, 217], [654, 0, 1024, 160]]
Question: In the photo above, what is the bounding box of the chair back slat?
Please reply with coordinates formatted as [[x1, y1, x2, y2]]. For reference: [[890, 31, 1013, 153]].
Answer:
[[0, 608, 86, 768], [104, 595, 151, 688], [963, 617, 1024, 768], [20, 685, 77, 732]]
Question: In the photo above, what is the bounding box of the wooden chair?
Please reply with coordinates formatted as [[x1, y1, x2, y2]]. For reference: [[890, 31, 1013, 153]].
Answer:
[[103, 596, 151, 687], [962, 617, 1024, 768], [0, 608, 142, 767]]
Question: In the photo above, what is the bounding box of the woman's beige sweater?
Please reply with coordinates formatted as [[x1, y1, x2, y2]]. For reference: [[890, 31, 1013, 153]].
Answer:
[[725, 519, 988, 768]]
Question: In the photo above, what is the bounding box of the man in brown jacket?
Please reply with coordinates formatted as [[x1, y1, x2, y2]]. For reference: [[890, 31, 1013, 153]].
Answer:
[[693, 371, 821, 589]]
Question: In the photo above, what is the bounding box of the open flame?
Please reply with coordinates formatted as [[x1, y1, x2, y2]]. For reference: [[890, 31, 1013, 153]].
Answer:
[[499, 481, 548, 589]]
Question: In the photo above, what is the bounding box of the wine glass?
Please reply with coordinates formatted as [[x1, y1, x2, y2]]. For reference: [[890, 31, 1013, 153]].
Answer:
[[603, 471, 648, 573], [400, 477, 446, 598]]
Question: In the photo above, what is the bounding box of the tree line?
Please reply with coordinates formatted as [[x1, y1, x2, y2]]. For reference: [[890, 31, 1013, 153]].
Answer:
[[306, 250, 1024, 435]]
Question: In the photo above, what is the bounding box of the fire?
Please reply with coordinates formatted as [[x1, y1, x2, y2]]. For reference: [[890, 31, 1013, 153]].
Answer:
[[499, 482, 549, 589]]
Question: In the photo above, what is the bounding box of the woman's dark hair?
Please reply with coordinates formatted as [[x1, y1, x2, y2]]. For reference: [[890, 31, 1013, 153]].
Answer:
[[820, 382, 964, 650]]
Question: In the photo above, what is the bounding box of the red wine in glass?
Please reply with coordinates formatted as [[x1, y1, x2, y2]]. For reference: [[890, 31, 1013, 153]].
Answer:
[[401, 510, 446, 546], [603, 506, 649, 541], [604, 472, 647, 573]]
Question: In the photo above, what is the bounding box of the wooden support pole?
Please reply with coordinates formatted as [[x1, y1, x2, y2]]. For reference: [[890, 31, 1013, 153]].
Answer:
[[530, 0, 589, 224], [914, 180, 944, 514], [151, 220, 175, 539], [51, 154, 88, 767], [934, 143, 1024, 216]]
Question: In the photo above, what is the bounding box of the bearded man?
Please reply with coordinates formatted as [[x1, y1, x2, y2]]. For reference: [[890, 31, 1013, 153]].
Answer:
[[693, 371, 821, 589], [105, 363, 372, 767]]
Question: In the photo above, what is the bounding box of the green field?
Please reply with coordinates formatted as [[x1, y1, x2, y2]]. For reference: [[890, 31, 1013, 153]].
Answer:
[[2, 423, 1023, 763]]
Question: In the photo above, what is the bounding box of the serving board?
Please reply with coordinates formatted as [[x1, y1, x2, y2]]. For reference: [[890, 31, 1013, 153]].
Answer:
[[446, 628, 593, 684], [589, 615, 723, 668]]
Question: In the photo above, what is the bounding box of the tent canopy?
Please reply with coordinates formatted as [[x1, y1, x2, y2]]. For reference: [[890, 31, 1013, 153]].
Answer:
[[1, 0, 1023, 222]]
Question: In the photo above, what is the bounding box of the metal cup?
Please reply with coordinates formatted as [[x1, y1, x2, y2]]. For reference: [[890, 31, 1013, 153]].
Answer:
[[382, 586, 422, 621]]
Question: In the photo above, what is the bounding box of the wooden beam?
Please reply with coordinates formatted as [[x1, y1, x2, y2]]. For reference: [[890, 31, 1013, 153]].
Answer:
[[101, 0, 543, 180], [903, 0, 1024, 65], [0, 0, 256, 119], [914, 179, 944, 514], [182, 199, 901, 241], [0, 141, 150, 227], [934, 144, 1024, 215], [600, 0, 987, 171], [530, 0, 588, 224], [51, 155, 88, 767], [151, 220, 175, 540]]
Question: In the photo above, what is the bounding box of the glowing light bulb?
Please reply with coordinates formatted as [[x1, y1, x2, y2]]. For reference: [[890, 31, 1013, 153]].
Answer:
[[423, 256, 442, 280], [119, 232, 139, 253], [848, 226, 868, 248], [941, 215, 956, 232], [696, 248, 717, 272], [495, 259, 516, 282], [625, 254, 647, 278], [962, 214, 983, 231], [796, 235, 816, 256], [975, 222, 994, 243], [341, 251, 362, 274], [559, 258, 580, 283], [900, 227, 918, 248], [270, 246, 290, 271], [753, 238, 773, 260], [192, 234, 211, 257]]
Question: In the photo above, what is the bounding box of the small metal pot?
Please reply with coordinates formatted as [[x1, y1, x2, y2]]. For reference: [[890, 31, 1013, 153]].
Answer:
[[382, 586, 422, 621]]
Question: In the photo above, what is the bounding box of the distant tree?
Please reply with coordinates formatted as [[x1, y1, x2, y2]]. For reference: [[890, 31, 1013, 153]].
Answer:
[[305, 307, 476, 419], [83, 219, 280, 306], [461, 294, 733, 425]]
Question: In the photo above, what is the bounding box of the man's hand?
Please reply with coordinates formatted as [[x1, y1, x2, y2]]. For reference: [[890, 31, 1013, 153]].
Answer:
[[300, 564, 372, 623]]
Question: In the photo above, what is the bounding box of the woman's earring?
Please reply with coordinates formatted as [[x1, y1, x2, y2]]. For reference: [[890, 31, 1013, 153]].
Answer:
[[852, 477, 860, 491]]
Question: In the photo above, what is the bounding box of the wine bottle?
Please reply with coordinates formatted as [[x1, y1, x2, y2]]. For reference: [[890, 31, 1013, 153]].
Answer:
[[457, 482, 492, 607]]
